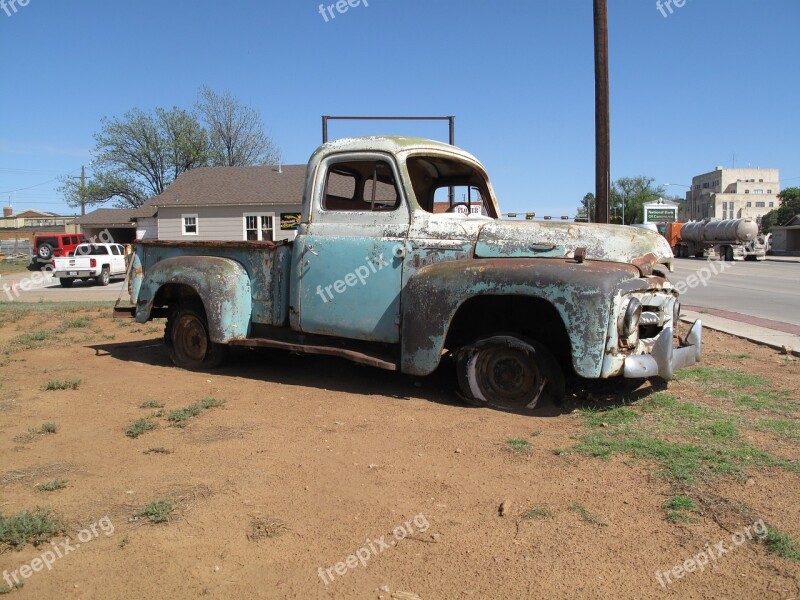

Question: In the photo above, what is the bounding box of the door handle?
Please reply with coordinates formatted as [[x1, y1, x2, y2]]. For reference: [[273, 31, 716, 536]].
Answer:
[[305, 244, 319, 256]]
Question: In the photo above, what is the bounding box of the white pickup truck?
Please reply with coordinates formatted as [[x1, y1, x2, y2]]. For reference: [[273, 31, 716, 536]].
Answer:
[[52, 243, 128, 287]]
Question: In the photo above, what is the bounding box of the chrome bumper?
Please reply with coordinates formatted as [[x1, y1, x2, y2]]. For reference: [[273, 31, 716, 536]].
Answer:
[[623, 320, 702, 380]]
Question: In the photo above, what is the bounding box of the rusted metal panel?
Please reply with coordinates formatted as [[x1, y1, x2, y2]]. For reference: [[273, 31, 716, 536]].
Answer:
[[135, 255, 252, 343], [400, 257, 641, 378], [474, 221, 674, 273]]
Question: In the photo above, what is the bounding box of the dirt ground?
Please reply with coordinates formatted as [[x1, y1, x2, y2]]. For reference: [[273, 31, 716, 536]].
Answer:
[[0, 303, 798, 599]]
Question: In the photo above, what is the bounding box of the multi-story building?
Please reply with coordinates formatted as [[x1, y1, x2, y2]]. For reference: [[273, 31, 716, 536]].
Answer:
[[685, 167, 780, 222]]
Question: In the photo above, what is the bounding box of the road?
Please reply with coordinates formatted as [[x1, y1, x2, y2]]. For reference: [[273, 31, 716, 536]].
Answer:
[[671, 258, 800, 326], [0, 269, 124, 303]]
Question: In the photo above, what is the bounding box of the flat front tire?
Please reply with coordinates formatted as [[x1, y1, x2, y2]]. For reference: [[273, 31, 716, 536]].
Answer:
[[166, 306, 226, 370], [455, 335, 564, 414]]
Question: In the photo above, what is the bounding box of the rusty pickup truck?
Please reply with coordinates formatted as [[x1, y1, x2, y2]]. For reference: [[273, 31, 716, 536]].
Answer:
[[118, 136, 702, 413]]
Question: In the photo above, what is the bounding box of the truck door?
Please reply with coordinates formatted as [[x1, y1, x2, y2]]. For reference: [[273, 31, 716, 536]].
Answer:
[[294, 154, 409, 344]]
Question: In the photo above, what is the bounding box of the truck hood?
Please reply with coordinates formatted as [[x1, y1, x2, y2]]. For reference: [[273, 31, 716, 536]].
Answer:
[[474, 220, 674, 273]]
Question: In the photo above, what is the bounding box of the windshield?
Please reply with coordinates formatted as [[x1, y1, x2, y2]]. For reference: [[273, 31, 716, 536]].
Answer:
[[75, 244, 109, 255], [406, 155, 496, 218]]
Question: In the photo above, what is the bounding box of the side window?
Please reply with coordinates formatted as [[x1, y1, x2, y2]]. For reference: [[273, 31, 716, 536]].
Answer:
[[407, 156, 494, 216], [244, 214, 274, 241], [323, 160, 400, 212], [110, 245, 121, 256], [182, 214, 198, 235]]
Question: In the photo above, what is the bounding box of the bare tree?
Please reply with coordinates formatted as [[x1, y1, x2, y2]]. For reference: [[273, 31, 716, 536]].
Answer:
[[196, 86, 281, 167]]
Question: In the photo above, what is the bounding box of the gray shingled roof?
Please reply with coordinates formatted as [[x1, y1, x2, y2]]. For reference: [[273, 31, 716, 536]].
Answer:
[[71, 208, 139, 227], [147, 165, 306, 209]]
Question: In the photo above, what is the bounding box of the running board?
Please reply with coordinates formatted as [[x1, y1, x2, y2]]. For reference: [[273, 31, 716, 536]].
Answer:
[[227, 336, 399, 371]]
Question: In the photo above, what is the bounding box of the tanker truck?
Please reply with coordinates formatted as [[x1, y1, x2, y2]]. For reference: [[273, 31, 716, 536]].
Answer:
[[671, 218, 769, 261]]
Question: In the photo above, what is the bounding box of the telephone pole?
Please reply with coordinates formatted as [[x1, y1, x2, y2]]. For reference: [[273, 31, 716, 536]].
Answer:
[[594, 0, 610, 224]]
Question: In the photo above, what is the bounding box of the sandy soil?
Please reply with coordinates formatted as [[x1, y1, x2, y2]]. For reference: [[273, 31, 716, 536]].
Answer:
[[0, 306, 797, 599]]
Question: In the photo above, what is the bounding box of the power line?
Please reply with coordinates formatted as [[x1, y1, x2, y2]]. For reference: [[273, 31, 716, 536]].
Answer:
[[0, 167, 80, 195]]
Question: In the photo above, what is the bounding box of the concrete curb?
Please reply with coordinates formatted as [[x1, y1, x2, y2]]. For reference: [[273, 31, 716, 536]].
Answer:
[[681, 312, 800, 358]]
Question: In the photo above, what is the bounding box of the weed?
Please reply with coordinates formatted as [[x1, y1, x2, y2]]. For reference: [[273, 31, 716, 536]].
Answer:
[[0, 581, 23, 594], [579, 407, 639, 428], [754, 418, 799, 441], [248, 517, 287, 541], [521, 506, 552, 520], [764, 526, 800, 561], [134, 499, 174, 524], [144, 447, 171, 455], [44, 379, 80, 391], [530, 430, 542, 437], [126, 419, 155, 439], [167, 398, 225, 426], [0, 508, 63, 550], [569, 503, 607, 527], [664, 495, 696, 511], [139, 401, 164, 409], [675, 367, 767, 389], [505, 438, 531, 452], [36, 479, 67, 492], [62, 317, 91, 329], [39, 423, 57, 434]]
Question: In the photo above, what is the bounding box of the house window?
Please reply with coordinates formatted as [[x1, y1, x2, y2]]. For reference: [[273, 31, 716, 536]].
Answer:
[[767, 189, 773, 194], [746, 201, 752, 207], [756, 202, 766, 208], [244, 214, 274, 241], [744, 190, 750, 194], [769, 202, 774, 207], [182, 214, 198, 235]]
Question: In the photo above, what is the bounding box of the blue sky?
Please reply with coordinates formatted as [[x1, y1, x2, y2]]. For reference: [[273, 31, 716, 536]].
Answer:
[[1, 0, 798, 218]]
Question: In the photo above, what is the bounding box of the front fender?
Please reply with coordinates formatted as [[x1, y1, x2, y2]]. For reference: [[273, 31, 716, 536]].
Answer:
[[136, 256, 251, 343], [400, 258, 641, 377]]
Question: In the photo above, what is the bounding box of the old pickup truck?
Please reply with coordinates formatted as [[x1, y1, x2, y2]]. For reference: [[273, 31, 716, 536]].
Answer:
[[117, 136, 702, 413]]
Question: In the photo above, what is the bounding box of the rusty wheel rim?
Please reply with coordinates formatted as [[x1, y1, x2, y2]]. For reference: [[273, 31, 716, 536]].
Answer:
[[474, 346, 541, 408], [172, 314, 208, 365]]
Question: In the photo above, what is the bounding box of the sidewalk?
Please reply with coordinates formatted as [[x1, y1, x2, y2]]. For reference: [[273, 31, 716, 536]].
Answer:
[[764, 255, 800, 264], [682, 307, 800, 357]]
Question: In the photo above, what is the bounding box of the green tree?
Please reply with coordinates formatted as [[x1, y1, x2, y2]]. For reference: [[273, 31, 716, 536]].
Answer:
[[610, 176, 665, 225], [60, 107, 208, 209], [760, 187, 800, 233], [575, 192, 595, 222]]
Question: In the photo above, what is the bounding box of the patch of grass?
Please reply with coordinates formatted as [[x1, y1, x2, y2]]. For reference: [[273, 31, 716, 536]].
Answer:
[[0, 508, 63, 550], [125, 418, 155, 439], [569, 503, 607, 527], [675, 367, 768, 390], [530, 430, 542, 437], [134, 499, 174, 524], [521, 506, 552, 520], [664, 495, 696, 511], [580, 406, 640, 428], [36, 479, 67, 492], [138, 400, 165, 409], [730, 353, 752, 360], [38, 423, 56, 434], [663, 495, 699, 523], [639, 392, 679, 412], [505, 438, 531, 452], [690, 419, 740, 441], [248, 517, 287, 541], [764, 526, 800, 561], [167, 397, 225, 426], [62, 317, 91, 329], [10, 329, 57, 350], [43, 379, 80, 391], [717, 389, 799, 413], [754, 418, 799, 441]]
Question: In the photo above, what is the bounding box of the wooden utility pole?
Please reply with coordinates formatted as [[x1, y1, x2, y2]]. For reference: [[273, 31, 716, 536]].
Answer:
[[594, 0, 610, 224]]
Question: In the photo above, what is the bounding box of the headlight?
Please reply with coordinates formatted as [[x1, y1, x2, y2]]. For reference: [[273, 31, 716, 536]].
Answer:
[[618, 297, 642, 339]]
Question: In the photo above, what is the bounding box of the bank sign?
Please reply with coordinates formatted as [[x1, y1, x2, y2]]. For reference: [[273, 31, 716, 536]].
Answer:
[[645, 207, 677, 223]]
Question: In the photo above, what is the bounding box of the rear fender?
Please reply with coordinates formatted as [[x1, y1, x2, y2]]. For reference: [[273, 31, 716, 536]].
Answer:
[[135, 256, 252, 343]]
